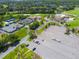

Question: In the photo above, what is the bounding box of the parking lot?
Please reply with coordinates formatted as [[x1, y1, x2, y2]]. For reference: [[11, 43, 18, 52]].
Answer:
[[28, 26, 79, 59]]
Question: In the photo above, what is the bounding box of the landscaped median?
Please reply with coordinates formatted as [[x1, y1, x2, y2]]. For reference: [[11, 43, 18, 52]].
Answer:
[[36, 22, 56, 34], [3, 44, 41, 59]]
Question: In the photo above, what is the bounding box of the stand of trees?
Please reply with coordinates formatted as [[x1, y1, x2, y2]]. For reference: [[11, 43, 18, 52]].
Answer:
[[0, 0, 78, 14], [29, 21, 40, 30], [0, 34, 19, 53]]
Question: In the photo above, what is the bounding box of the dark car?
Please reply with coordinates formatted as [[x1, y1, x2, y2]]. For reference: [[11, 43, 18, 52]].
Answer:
[[42, 40, 44, 42], [52, 39, 57, 41], [6, 24, 9, 26], [26, 44, 29, 47], [35, 41, 40, 45], [32, 48, 36, 51], [58, 41, 61, 43]]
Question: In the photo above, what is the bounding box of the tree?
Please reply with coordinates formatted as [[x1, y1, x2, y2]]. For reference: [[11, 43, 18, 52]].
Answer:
[[72, 28, 75, 33], [8, 34, 19, 43], [56, 6, 64, 13], [29, 21, 40, 30], [0, 34, 8, 45], [0, 34, 19, 46], [65, 28, 71, 35], [0, 21, 4, 27], [29, 30, 37, 39], [0, 16, 4, 27]]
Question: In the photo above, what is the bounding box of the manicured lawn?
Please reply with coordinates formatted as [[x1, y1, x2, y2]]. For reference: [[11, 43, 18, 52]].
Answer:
[[66, 18, 79, 28], [36, 22, 49, 34], [3, 44, 41, 59], [63, 9, 79, 16], [14, 27, 27, 39], [29, 14, 48, 20], [63, 9, 79, 28], [0, 34, 2, 39], [30, 14, 48, 17], [37, 28, 44, 34]]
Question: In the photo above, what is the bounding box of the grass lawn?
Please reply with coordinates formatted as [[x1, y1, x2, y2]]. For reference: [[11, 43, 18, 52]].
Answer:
[[36, 26, 45, 34], [29, 14, 48, 17], [63, 9, 79, 16], [66, 18, 79, 28], [63, 9, 79, 28], [0, 34, 2, 40], [0, 34, 2, 39], [3, 44, 41, 59], [29, 14, 48, 20], [14, 27, 27, 40]]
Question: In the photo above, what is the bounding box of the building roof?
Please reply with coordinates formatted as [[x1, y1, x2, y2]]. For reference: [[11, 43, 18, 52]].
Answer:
[[20, 18, 33, 24], [5, 18, 15, 22]]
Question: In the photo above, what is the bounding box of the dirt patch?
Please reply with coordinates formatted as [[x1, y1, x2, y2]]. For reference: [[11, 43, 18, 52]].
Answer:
[[32, 54, 41, 59]]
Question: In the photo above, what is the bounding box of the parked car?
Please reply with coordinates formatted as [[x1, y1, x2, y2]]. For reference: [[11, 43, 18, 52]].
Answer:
[[32, 48, 36, 51], [26, 44, 29, 47], [42, 40, 44, 42], [35, 41, 40, 45], [6, 24, 9, 26]]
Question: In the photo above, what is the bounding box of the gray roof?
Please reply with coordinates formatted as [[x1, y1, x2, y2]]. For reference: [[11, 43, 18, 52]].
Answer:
[[20, 18, 33, 23]]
